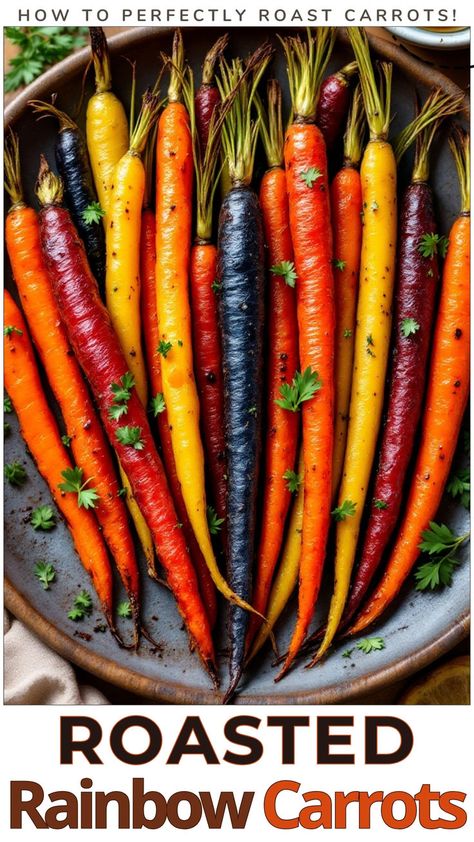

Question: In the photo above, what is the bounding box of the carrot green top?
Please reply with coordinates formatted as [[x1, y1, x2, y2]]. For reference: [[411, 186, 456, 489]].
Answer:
[[449, 126, 470, 215], [36, 155, 64, 207], [29, 100, 77, 132], [129, 90, 162, 157], [342, 83, 366, 169], [393, 88, 464, 179], [279, 28, 335, 123], [4, 130, 25, 209], [201, 33, 229, 86], [347, 27, 392, 142], [166, 28, 185, 104], [255, 79, 284, 170], [216, 43, 272, 187]]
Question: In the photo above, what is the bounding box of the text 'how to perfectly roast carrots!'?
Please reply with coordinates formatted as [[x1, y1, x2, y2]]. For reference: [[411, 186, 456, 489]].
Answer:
[[276, 28, 336, 681], [35, 159, 217, 681], [347, 126, 470, 638]]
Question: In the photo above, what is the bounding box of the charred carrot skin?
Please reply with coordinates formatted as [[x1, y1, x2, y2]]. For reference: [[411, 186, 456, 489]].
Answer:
[[4, 290, 114, 623], [195, 35, 228, 152], [6, 206, 139, 603], [140, 207, 217, 626], [251, 165, 299, 625], [190, 244, 227, 527], [38, 200, 215, 673], [343, 181, 439, 627]]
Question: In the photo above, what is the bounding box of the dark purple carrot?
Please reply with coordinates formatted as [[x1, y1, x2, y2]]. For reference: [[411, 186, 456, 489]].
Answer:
[[316, 61, 357, 148], [338, 89, 464, 631], [195, 33, 229, 152], [29, 100, 106, 292]]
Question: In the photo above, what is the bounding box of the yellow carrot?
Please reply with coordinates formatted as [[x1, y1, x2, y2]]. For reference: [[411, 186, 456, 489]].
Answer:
[[86, 27, 129, 223], [248, 449, 304, 662], [314, 28, 397, 664], [105, 92, 161, 573]]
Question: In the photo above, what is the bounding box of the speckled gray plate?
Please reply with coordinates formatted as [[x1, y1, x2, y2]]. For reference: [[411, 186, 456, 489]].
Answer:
[[4, 27, 470, 704]]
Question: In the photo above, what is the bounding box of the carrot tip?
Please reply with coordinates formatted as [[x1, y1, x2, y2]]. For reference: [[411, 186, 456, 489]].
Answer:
[[223, 667, 244, 704]]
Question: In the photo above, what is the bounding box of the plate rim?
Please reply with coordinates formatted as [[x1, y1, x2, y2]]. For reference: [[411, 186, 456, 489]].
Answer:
[[4, 25, 470, 704]]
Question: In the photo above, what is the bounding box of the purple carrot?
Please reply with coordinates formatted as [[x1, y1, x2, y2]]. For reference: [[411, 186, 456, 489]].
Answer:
[[195, 33, 229, 152], [316, 61, 357, 147]]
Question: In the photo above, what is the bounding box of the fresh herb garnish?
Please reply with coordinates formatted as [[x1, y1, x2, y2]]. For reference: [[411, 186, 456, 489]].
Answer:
[[117, 600, 132, 618], [418, 232, 449, 259], [342, 648, 353, 659], [108, 403, 128, 421], [373, 499, 388, 510], [207, 505, 225, 535], [4, 396, 12, 414], [211, 279, 222, 294], [300, 167, 322, 188], [447, 467, 470, 509], [157, 340, 172, 358], [5, 27, 88, 92], [343, 328, 352, 339], [248, 406, 257, 416], [117, 487, 127, 498], [34, 560, 56, 590], [81, 201, 105, 226], [58, 467, 99, 509], [400, 317, 420, 338], [283, 469, 302, 494], [150, 392, 166, 416], [115, 426, 145, 450], [68, 589, 93, 621], [271, 261, 298, 288], [331, 499, 357, 521], [111, 372, 135, 403], [4, 461, 27, 486], [275, 367, 322, 412], [366, 334, 375, 357], [61, 434, 72, 447], [332, 258, 346, 272], [414, 521, 470, 590], [31, 504, 56, 531], [356, 636, 385, 654], [4, 325, 23, 337]]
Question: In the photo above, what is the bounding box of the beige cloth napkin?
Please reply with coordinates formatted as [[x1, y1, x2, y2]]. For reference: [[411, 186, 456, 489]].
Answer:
[[4, 611, 108, 705]]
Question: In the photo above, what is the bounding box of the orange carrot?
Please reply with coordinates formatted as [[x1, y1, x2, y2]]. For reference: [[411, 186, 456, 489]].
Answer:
[[276, 29, 336, 680], [4, 289, 116, 635], [347, 127, 470, 637], [4, 134, 141, 639]]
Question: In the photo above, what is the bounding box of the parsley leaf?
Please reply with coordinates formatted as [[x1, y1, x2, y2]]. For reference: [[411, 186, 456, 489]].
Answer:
[[111, 372, 135, 403], [61, 434, 72, 447], [447, 467, 470, 509], [271, 261, 298, 288], [373, 499, 388, 510], [157, 340, 172, 358], [34, 560, 56, 590], [275, 367, 322, 412], [117, 487, 127, 498], [4, 325, 23, 337], [108, 402, 128, 421], [300, 167, 322, 188], [211, 279, 222, 294], [58, 467, 99, 509], [4, 396, 12, 414], [150, 392, 166, 416], [115, 426, 145, 450], [31, 505, 56, 531], [4, 461, 27, 486], [332, 258, 346, 271], [283, 469, 302, 494], [207, 505, 225, 535], [331, 499, 357, 521], [117, 600, 132, 618], [356, 637, 385, 654], [343, 328, 352, 339], [68, 589, 93, 621], [414, 521, 469, 591], [5, 27, 88, 92], [400, 317, 420, 338], [418, 233, 449, 259], [81, 201, 105, 225], [342, 648, 353, 658]]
